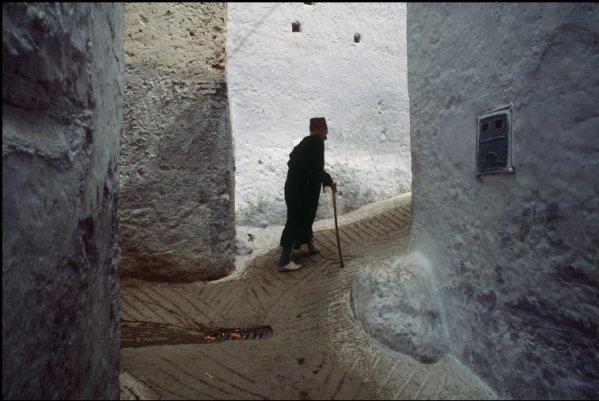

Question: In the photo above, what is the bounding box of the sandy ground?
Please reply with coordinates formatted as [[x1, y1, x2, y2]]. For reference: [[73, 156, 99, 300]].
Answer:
[[221, 192, 412, 284], [120, 193, 497, 400]]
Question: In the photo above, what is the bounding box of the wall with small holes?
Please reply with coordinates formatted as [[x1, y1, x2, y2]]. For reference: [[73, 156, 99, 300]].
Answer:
[[227, 3, 411, 227]]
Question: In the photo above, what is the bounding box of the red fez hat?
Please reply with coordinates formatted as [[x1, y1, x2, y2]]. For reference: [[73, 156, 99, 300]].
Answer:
[[310, 117, 327, 131]]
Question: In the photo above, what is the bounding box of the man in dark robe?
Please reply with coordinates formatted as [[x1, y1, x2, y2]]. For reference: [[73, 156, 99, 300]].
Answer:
[[278, 117, 337, 271]]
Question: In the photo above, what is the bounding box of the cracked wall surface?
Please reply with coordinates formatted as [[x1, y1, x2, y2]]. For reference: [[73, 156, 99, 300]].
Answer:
[[2, 3, 123, 399], [407, 3, 599, 399], [120, 3, 234, 282]]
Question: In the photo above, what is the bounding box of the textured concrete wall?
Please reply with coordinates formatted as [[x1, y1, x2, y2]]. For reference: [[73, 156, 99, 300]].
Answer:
[[2, 3, 122, 399], [352, 252, 447, 364], [228, 3, 410, 226], [407, 3, 599, 399], [120, 3, 234, 282]]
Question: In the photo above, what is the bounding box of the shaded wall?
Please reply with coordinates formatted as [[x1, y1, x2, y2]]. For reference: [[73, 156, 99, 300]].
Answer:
[[120, 3, 234, 282], [228, 3, 410, 226], [407, 3, 599, 398], [2, 3, 123, 399]]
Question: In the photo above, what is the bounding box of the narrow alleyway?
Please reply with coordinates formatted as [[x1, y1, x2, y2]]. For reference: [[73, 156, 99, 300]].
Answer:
[[119, 197, 495, 400]]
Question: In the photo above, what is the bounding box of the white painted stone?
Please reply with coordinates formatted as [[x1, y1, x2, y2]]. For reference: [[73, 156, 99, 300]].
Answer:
[[235, 230, 254, 256], [406, 3, 599, 399], [352, 253, 447, 364], [227, 3, 411, 226]]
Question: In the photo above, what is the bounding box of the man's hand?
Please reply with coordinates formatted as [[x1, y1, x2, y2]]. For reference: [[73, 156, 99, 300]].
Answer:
[[323, 182, 337, 193]]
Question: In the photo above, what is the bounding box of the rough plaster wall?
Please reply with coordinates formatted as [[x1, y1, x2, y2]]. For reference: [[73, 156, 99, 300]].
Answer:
[[2, 3, 122, 399], [228, 3, 410, 226], [121, 3, 234, 282], [352, 253, 447, 364], [406, 3, 599, 399]]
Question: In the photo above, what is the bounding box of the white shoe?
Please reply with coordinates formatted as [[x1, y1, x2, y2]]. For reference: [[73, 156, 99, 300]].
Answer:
[[307, 238, 320, 254], [277, 261, 302, 272]]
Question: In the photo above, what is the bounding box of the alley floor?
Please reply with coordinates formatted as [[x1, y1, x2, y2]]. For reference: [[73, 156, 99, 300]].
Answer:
[[119, 197, 496, 400]]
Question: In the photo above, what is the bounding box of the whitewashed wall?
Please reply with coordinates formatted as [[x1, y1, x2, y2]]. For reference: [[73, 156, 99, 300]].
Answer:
[[227, 3, 410, 226], [404, 3, 599, 399]]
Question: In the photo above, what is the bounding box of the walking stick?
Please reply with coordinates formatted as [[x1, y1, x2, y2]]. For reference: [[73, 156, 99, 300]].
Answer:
[[331, 188, 344, 268]]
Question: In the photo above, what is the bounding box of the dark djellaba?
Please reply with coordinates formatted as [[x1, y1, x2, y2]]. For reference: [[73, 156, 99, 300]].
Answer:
[[277, 117, 337, 272]]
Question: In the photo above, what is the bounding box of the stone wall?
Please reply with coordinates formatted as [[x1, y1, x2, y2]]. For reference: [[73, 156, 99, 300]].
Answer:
[[2, 3, 123, 399], [227, 3, 410, 226], [406, 3, 599, 399], [120, 3, 234, 282]]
